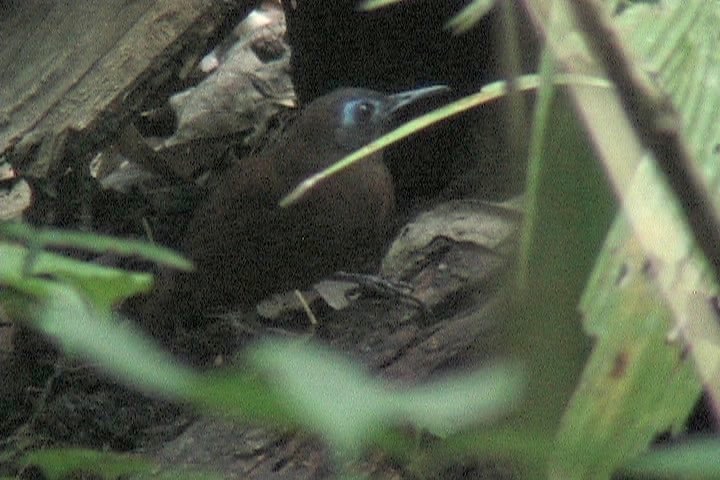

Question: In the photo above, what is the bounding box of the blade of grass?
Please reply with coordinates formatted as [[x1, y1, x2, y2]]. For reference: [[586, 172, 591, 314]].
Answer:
[[279, 74, 610, 208]]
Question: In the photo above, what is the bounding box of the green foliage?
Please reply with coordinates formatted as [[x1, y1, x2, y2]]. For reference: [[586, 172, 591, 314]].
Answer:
[[244, 339, 523, 455], [0, 243, 153, 310], [0, 222, 523, 476], [533, 0, 718, 478], [0, 221, 192, 270], [32, 288, 525, 456], [515, 51, 617, 433], [623, 438, 720, 479], [5, 0, 720, 478], [0, 221, 191, 313], [21, 449, 156, 480], [445, 0, 499, 34], [551, 217, 701, 478], [21, 448, 223, 480]]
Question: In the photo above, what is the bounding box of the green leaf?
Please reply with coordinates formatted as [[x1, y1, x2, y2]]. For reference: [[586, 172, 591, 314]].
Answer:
[[622, 438, 720, 479], [21, 448, 154, 480], [551, 217, 701, 479], [445, 0, 498, 35], [245, 339, 524, 456], [37, 288, 199, 399], [0, 221, 192, 271], [31, 288, 524, 460], [524, 0, 710, 477], [513, 49, 616, 433], [0, 243, 153, 308], [33, 285, 290, 423], [358, 0, 404, 10], [429, 425, 552, 475], [21, 447, 224, 480]]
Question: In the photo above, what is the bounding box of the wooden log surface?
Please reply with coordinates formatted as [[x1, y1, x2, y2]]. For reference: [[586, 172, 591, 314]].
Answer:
[[0, 0, 250, 176]]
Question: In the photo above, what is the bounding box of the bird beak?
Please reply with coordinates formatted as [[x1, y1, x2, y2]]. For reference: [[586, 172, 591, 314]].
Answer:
[[387, 85, 450, 114]]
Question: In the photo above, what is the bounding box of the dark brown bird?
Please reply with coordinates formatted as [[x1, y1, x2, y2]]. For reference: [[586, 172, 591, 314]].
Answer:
[[140, 86, 447, 336]]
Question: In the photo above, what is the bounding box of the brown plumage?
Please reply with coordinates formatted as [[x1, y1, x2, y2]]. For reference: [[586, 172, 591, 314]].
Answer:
[[139, 86, 447, 337]]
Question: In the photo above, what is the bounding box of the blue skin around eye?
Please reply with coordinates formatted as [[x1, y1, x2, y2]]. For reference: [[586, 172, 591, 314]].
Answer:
[[334, 98, 386, 150], [341, 100, 378, 127], [341, 100, 362, 127]]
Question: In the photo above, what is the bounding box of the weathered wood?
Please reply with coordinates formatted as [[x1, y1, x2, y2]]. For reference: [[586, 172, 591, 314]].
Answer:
[[0, 0, 250, 176]]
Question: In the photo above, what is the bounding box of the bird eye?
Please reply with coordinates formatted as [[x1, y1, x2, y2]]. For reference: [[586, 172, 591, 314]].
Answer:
[[342, 100, 377, 127], [353, 101, 375, 124], [336, 97, 384, 149]]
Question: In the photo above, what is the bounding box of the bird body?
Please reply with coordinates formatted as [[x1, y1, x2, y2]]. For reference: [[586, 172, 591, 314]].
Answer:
[[139, 86, 446, 335], [177, 134, 395, 311]]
